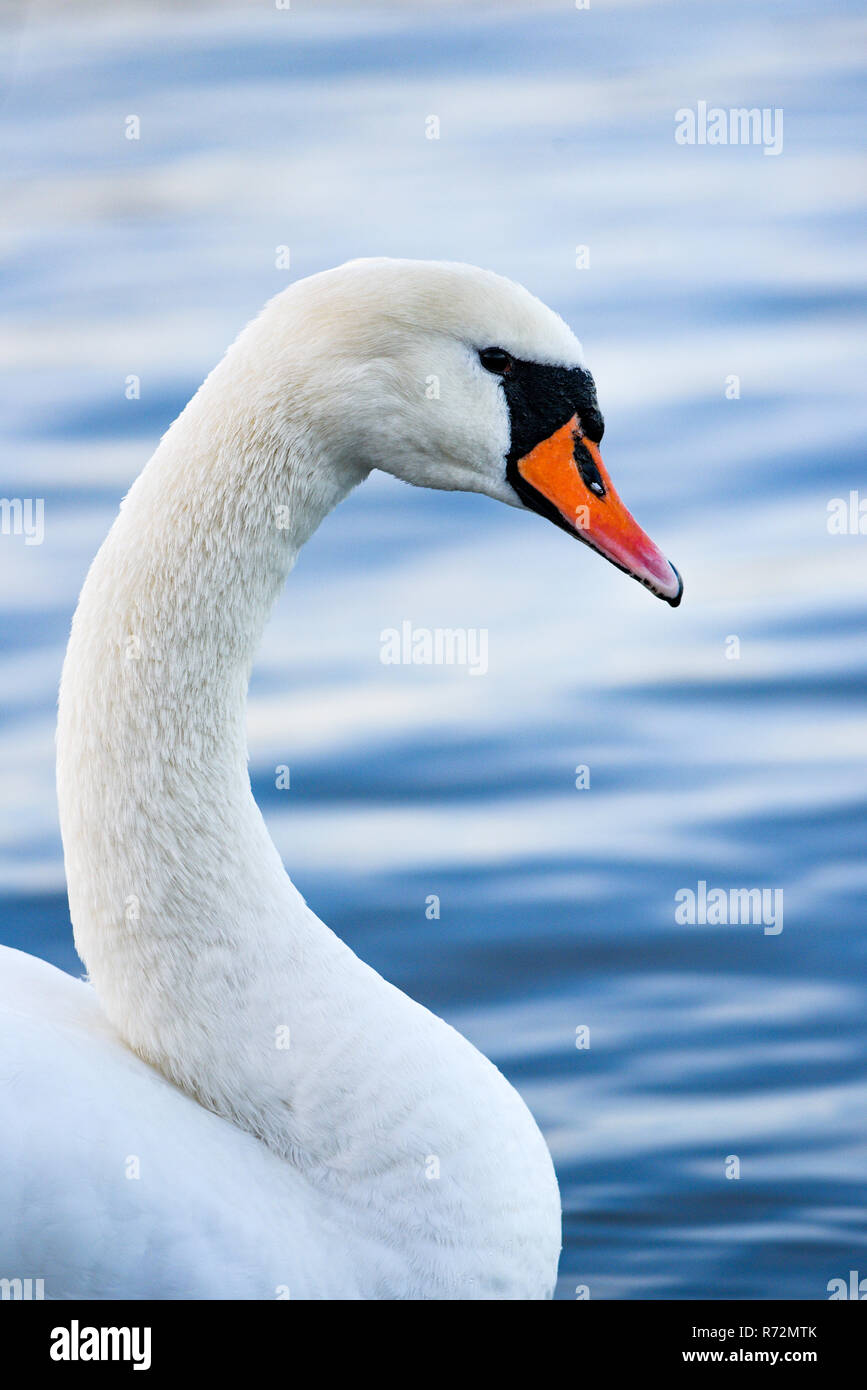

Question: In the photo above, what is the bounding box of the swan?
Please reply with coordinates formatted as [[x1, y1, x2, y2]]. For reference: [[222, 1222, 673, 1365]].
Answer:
[[0, 259, 682, 1300]]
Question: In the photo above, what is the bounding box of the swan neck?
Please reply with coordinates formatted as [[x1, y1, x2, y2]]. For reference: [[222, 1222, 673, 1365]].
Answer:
[[55, 341, 558, 1296], [57, 368, 366, 1052]]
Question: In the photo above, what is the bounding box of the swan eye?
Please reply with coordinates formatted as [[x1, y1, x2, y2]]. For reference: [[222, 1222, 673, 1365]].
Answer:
[[479, 347, 513, 375]]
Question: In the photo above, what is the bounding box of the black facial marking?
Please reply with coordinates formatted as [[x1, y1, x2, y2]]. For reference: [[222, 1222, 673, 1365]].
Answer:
[[499, 357, 605, 533], [493, 354, 682, 607]]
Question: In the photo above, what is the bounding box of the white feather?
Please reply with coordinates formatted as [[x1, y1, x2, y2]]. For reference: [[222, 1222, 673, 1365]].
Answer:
[[2, 261, 579, 1299]]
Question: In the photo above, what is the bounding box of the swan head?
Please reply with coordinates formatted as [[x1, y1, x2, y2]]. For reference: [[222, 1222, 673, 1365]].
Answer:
[[265, 258, 682, 605]]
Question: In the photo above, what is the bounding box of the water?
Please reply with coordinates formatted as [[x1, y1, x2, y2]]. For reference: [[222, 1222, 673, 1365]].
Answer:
[[1, 0, 866, 1299]]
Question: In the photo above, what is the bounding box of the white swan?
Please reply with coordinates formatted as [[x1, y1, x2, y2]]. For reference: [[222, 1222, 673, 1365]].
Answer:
[[0, 259, 681, 1300]]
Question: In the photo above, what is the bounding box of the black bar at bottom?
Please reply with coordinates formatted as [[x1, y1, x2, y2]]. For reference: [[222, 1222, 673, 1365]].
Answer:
[[2, 1297, 864, 1375]]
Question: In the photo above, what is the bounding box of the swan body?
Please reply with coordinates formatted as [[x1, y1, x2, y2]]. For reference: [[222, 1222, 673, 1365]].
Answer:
[[0, 260, 681, 1299]]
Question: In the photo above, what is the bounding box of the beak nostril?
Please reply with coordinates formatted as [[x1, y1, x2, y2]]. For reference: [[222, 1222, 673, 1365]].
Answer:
[[574, 437, 606, 498]]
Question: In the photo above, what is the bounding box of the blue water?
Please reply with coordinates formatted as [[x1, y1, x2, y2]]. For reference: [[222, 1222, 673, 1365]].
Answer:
[[1, 0, 866, 1299]]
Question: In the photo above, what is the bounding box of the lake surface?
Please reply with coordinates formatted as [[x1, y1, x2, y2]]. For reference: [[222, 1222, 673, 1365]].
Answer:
[[1, 0, 866, 1299]]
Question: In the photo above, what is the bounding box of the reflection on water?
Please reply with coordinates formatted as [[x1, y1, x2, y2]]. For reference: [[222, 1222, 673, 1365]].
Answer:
[[1, 0, 865, 1299]]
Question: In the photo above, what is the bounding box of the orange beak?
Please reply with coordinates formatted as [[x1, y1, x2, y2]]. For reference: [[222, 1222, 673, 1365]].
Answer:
[[516, 415, 683, 605]]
